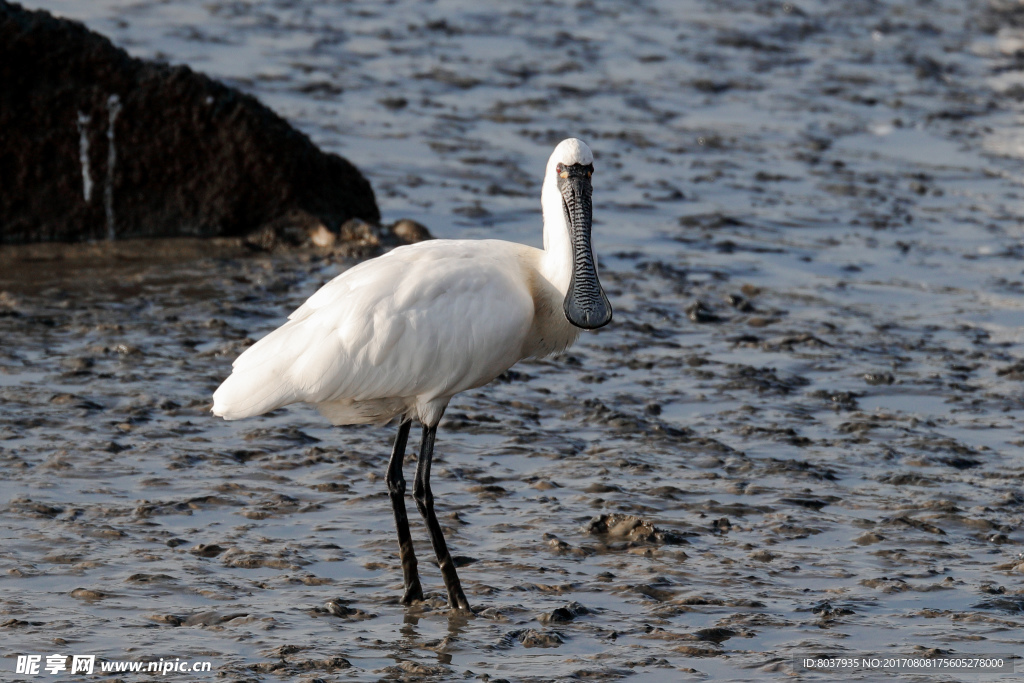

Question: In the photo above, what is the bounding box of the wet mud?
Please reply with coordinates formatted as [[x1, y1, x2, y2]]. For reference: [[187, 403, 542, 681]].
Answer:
[[3, 0, 1024, 680]]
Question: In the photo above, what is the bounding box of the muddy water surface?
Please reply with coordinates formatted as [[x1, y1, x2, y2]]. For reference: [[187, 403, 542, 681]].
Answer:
[[4, 0, 1024, 680]]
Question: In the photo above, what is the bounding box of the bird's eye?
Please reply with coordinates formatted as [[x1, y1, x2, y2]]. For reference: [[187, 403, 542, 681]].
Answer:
[[556, 163, 564, 175]]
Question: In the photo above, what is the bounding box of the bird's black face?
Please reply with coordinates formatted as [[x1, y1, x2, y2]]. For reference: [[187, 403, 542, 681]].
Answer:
[[557, 162, 612, 330]]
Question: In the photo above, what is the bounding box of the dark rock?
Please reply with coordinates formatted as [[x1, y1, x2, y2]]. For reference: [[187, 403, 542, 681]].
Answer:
[[725, 293, 754, 311], [244, 210, 332, 251], [724, 365, 810, 395], [181, 611, 250, 626], [996, 359, 1024, 380], [243, 216, 432, 256], [879, 516, 946, 535], [189, 543, 226, 558], [936, 455, 982, 470], [778, 497, 833, 511], [69, 588, 107, 601], [503, 628, 564, 648], [810, 389, 859, 410], [686, 300, 722, 323], [338, 218, 384, 246], [538, 601, 590, 624], [692, 627, 737, 643], [808, 601, 855, 618], [0, 1, 379, 244], [126, 573, 176, 584], [878, 472, 934, 486], [324, 600, 356, 617], [391, 218, 433, 243], [978, 0, 1024, 34], [972, 596, 1024, 613], [584, 513, 687, 545], [853, 532, 885, 545], [312, 599, 374, 620]]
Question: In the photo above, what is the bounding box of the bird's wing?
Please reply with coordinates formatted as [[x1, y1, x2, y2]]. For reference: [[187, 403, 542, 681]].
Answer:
[[212, 241, 536, 420]]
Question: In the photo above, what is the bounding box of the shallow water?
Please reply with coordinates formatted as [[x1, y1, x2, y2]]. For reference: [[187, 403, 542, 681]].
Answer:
[[3, 0, 1024, 680]]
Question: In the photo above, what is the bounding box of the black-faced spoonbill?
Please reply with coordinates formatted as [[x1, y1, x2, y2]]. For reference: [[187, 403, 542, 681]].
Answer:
[[212, 138, 612, 611]]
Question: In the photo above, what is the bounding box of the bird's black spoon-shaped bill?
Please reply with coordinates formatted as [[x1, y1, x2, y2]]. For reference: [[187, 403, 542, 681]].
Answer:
[[559, 167, 612, 330]]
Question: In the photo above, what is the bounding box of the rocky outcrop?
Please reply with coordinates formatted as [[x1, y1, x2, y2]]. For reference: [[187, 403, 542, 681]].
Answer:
[[0, 1, 380, 244]]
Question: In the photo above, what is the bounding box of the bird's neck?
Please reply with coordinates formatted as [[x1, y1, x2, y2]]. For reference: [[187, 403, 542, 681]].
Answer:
[[540, 177, 573, 296]]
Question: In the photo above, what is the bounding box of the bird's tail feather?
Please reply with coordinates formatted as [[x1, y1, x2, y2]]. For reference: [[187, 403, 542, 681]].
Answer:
[[211, 362, 298, 420], [211, 320, 312, 419]]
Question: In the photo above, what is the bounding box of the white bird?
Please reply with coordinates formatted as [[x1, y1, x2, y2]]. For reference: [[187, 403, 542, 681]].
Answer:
[[212, 138, 612, 611]]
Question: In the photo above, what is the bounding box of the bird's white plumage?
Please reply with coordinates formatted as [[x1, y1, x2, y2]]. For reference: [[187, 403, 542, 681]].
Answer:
[[212, 139, 596, 427], [550, 138, 593, 166]]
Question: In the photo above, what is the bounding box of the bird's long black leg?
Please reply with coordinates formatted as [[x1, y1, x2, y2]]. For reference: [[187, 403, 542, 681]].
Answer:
[[413, 424, 471, 611], [386, 418, 423, 604]]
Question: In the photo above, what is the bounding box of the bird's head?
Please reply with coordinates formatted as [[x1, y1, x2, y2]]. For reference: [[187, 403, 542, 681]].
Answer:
[[544, 138, 612, 330]]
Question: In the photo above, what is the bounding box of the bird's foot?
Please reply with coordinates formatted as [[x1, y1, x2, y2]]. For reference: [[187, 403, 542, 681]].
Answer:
[[446, 601, 473, 617], [401, 582, 424, 605], [447, 591, 471, 612]]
